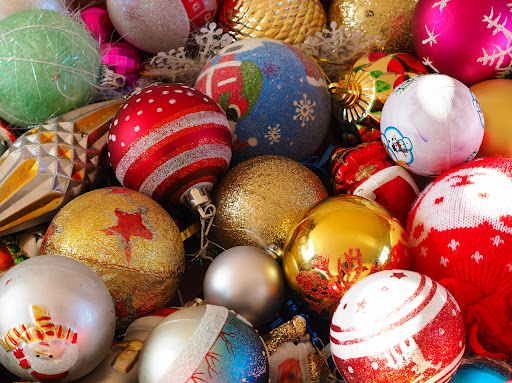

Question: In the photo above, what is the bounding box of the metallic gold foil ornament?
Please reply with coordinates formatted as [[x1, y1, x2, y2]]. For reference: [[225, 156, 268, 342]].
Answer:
[[0, 100, 122, 236], [41, 187, 185, 329], [322, 52, 427, 145], [219, 0, 326, 46], [210, 155, 328, 250], [282, 194, 411, 317], [328, 0, 418, 53]]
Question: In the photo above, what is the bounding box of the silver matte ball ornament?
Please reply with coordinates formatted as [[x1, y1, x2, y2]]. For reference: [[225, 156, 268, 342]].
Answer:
[[0, 255, 116, 382], [138, 305, 269, 382], [203, 246, 286, 328]]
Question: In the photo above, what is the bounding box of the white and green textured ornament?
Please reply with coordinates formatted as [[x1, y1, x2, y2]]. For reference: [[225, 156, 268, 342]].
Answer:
[[0, 9, 101, 128]]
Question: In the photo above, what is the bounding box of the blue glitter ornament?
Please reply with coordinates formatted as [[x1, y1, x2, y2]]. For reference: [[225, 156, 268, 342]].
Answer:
[[195, 37, 331, 165]]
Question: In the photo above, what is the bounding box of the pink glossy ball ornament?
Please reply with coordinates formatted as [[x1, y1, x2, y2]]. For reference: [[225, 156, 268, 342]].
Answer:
[[102, 41, 142, 85], [412, 0, 512, 86], [80, 7, 114, 43]]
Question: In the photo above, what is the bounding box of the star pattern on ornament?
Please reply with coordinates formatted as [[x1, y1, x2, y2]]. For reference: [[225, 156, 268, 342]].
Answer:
[[422, 25, 440, 46], [471, 251, 483, 264], [447, 239, 460, 251], [491, 235, 505, 246], [420, 247, 428, 257], [101, 208, 153, 264], [356, 298, 367, 313], [440, 257, 449, 267], [390, 272, 407, 279], [432, 0, 451, 11]]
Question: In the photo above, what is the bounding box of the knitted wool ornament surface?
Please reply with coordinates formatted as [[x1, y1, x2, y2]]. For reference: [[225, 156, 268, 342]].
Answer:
[[407, 157, 512, 359]]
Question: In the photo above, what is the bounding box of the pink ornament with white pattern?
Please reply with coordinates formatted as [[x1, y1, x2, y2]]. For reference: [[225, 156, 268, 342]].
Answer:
[[407, 157, 512, 359], [108, 83, 232, 206], [412, 0, 512, 86], [330, 269, 465, 383]]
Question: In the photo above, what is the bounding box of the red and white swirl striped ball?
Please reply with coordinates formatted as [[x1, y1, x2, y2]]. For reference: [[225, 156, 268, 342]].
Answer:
[[330, 270, 465, 383], [108, 83, 232, 206]]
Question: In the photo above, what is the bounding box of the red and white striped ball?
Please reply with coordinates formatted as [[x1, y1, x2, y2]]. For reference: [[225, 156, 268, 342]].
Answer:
[[108, 83, 232, 206], [330, 270, 465, 383]]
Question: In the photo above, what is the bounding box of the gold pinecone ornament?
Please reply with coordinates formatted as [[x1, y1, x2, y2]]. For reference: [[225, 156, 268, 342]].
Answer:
[[219, 0, 327, 46]]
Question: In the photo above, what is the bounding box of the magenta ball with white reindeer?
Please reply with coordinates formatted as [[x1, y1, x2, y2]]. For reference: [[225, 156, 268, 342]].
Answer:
[[330, 269, 466, 383], [0, 255, 115, 382]]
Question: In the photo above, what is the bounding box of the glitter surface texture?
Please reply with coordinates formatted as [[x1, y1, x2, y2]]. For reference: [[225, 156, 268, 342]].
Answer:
[[209, 155, 328, 250], [41, 187, 185, 329], [328, 0, 418, 53], [106, 0, 190, 54], [219, 0, 326, 46], [108, 83, 232, 206], [330, 270, 466, 383], [0, 9, 101, 128], [195, 38, 331, 165]]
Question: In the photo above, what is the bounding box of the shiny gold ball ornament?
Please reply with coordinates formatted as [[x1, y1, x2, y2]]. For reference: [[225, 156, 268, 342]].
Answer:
[[210, 155, 328, 250], [219, 0, 327, 46], [41, 187, 185, 329], [328, 0, 418, 53], [282, 194, 411, 317]]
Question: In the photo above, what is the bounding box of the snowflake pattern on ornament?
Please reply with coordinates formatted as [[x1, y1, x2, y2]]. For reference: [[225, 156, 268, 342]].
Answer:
[[432, 0, 451, 11], [477, 7, 512, 78], [293, 94, 316, 128], [262, 61, 280, 79], [264, 124, 281, 144]]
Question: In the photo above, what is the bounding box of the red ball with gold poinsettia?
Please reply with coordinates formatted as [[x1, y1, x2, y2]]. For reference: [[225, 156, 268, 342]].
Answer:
[[108, 83, 232, 207]]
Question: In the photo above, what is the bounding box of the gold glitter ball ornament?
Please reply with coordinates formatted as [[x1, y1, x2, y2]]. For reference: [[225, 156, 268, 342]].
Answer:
[[41, 187, 185, 329], [219, 0, 327, 46], [210, 155, 328, 250], [282, 194, 411, 317], [328, 0, 418, 53]]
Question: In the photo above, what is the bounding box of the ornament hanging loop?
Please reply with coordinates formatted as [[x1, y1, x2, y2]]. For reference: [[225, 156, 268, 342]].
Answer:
[[183, 186, 216, 255], [99, 64, 126, 88]]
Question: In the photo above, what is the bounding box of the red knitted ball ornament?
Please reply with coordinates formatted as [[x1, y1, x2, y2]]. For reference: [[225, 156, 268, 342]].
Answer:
[[407, 157, 512, 359]]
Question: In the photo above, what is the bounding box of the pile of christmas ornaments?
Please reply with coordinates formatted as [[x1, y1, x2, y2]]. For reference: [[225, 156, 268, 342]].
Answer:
[[1, 0, 512, 382]]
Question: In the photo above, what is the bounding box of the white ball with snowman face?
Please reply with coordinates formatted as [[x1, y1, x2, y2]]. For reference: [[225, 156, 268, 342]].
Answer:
[[0, 255, 116, 382], [380, 74, 485, 177]]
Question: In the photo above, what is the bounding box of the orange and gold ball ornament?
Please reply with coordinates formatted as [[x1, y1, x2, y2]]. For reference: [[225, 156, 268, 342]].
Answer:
[[282, 194, 411, 317], [470, 79, 512, 159], [41, 187, 185, 329]]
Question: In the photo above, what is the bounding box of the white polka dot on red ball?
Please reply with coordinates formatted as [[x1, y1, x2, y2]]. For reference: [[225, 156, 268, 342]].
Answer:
[[108, 83, 232, 206]]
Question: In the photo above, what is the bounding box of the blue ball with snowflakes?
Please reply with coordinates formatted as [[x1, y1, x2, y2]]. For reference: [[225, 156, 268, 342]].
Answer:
[[195, 37, 331, 165], [138, 304, 269, 382]]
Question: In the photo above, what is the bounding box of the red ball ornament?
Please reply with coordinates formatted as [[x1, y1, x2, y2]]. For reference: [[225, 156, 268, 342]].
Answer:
[[412, 0, 512, 85], [330, 270, 466, 383], [108, 83, 232, 206], [407, 157, 512, 359]]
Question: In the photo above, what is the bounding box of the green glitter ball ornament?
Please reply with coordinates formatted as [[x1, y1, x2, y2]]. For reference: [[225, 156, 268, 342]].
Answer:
[[0, 9, 101, 128]]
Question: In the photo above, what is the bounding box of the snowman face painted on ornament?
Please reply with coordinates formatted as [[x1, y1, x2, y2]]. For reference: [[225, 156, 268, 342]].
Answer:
[[380, 74, 485, 177], [0, 255, 116, 382]]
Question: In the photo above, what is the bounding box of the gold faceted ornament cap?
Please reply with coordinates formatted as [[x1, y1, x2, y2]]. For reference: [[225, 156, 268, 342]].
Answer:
[[219, 0, 327, 46]]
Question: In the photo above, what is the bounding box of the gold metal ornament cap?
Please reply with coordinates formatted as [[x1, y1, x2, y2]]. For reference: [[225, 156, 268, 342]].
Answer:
[[41, 187, 185, 329], [219, 0, 327, 46]]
